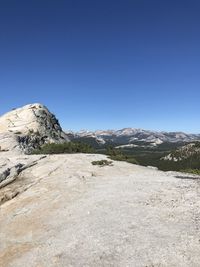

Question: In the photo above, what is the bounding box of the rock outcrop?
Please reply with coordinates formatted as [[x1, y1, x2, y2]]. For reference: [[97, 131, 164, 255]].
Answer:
[[0, 152, 46, 203], [0, 103, 69, 153]]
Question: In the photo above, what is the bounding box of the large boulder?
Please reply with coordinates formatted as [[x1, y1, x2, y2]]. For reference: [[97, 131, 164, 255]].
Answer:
[[0, 103, 69, 153]]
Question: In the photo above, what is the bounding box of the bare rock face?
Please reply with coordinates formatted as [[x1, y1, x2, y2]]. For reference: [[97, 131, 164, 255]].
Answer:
[[0, 103, 69, 153], [0, 154, 200, 266]]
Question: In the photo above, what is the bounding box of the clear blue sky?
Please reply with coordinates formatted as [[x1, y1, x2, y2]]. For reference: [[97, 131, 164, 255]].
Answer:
[[0, 0, 200, 133]]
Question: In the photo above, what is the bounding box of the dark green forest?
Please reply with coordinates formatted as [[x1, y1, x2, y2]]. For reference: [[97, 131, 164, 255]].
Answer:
[[32, 141, 200, 175]]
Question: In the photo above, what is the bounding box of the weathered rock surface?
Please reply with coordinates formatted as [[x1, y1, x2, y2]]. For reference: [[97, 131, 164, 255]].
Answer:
[[0, 153, 200, 267], [0, 152, 47, 203], [0, 103, 69, 153]]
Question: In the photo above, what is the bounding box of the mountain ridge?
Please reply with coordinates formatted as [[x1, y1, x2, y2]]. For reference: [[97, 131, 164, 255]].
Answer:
[[66, 127, 200, 147]]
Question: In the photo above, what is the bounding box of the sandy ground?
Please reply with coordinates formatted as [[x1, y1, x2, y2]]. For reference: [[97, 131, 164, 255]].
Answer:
[[0, 153, 200, 267]]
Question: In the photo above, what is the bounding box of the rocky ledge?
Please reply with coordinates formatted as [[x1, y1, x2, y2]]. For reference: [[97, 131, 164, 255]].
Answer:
[[0, 153, 200, 266]]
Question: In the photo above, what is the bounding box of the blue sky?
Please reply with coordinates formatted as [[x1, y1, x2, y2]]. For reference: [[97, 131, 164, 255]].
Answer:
[[0, 0, 200, 133]]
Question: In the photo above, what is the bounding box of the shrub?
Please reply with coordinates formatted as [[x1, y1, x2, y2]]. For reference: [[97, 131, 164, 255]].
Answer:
[[91, 160, 113, 166], [106, 146, 121, 156], [126, 158, 139, 164], [106, 146, 138, 164], [181, 169, 200, 175]]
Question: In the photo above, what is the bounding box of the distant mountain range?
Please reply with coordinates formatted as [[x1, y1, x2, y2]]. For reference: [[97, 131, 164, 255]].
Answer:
[[66, 128, 200, 148]]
